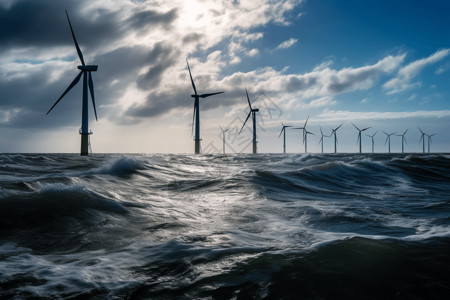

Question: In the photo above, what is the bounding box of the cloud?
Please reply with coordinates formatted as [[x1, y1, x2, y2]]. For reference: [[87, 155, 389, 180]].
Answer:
[[275, 38, 298, 50], [383, 48, 450, 94], [316, 109, 450, 122]]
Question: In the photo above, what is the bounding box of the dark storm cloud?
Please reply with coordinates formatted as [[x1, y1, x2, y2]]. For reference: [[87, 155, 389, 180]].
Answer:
[[127, 8, 177, 32], [136, 42, 179, 90], [182, 33, 204, 45], [285, 76, 317, 93]]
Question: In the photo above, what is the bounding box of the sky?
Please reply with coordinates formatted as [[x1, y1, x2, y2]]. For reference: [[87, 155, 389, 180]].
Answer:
[[1, 0, 449, 154]]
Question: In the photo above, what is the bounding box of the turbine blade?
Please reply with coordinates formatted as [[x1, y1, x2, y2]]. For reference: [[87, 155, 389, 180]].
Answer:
[[418, 126, 424, 134], [199, 92, 224, 98], [404, 128, 409, 135], [320, 126, 323, 135], [65, 10, 85, 66], [304, 115, 309, 127], [239, 111, 251, 134], [46, 71, 83, 115], [404, 136, 407, 144], [362, 127, 371, 131], [278, 127, 284, 138], [385, 136, 389, 145], [352, 122, 359, 131], [245, 87, 252, 110], [335, 123, 343, 131], [186, 59, 197, 95], [357, 133, 360, 144], [88, 72, 98, 121]]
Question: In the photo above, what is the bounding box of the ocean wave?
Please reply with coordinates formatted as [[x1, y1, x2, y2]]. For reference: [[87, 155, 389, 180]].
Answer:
[[0, 183, 128, 228], [85, 156, 146, 176]]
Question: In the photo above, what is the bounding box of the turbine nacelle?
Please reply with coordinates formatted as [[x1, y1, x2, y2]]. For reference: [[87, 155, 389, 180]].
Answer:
[[78, 65, 98, 72]]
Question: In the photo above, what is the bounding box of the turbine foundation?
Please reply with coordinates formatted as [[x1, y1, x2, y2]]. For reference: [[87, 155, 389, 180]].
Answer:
[[80, 132, 92, 156], [252, 141, 257, 154], [195, 139, 201, 154]]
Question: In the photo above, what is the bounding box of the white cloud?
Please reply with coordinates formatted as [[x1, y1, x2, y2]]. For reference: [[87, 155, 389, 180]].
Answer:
[[384, 49, 450, 94], [316, 109, 450, 122], [275, 38, 298, 50]]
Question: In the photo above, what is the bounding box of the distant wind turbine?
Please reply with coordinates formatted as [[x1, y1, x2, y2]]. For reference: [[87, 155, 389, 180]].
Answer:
[[293, 116, 310, 153], [279, 123, 292, 153], [426, 133, 436, 153], [352, 123, 371, 153], [330, 123, 343, 153], [239, 87, 259, 154], [383, 131, 397, 153], [418, 127, 426, 154], [318, 127, 329, 153], [366, 131, 378, 154], [219, 125, 229, 154], [396, 129, 408, 154], [46, 10, 99, 156], [186, 59, 224, 154]]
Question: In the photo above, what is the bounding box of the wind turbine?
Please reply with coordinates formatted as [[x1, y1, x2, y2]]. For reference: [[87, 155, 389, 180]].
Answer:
[[279, 123, 292, 153], [396, 129, 408, 154], [219, 125, 229, 154], [352, 123, 371, 153], [383, 131, 397, 153], [293, 116, 310, 153], [418, 127, 426, 154], [426, 133, 436, 153], [46, 10, 98, 156], [330, 123, 343, 153], [239, 87, 259, 154], [366, 131, 378, 154], [186, 59, 224, 154], [318, 127, 329, 153]]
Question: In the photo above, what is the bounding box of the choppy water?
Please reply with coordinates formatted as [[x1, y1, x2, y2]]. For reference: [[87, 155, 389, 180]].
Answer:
[[1, 153, 449, 299]]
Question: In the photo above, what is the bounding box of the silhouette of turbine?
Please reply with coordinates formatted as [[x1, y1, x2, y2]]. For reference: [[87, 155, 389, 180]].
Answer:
[[318, 127, 330, 154], [426, 133, 436, 154], [46, 10, 98, 156], [366, 131, 378, 154], [219, 125, 229, 154], [396, 129, 408, 154], [330, 123, 343, 153], [418, 127, 426, 154], [352, 123, 371, 153], [279, 123, 292, 153], [293, 116, 310, 153], [383, 131, 397, 153], [186, 59, 224, 154], [239, 87, 259, 154]]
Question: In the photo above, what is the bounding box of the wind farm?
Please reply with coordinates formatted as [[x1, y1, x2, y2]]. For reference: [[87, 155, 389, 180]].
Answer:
[[1, 2, 450, 300]]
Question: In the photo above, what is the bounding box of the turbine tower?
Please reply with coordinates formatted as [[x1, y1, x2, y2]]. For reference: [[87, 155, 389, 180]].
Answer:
[[318, 127, 329, 154], [426, 133, 436, 153], [352, 123, 371, 153], [383, 131, 397, 153], [293, 116, 309, 153], [46, 10, 98, 156], [418, 127, 426, 154], [279, 123, 292, 153], [239, 87, 259, 154], [186, 59, 224, 154], [366, 131, 378, 154], [330, 123, 343, 153], [396, 129, 408, 154], [219, 125, 229, 154]]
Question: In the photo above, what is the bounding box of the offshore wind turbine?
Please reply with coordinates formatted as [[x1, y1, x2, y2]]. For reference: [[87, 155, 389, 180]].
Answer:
[[426, 133, 436, 153], [352, 123, 371, 153], [418, 127, 426, 154], [318, 127, 329, 153], [219, 125, 229, 154], [186, 59, 224, 154], [46, 10, 99, 156], [396, 129, 408, 154], [366, 131, 378, 154], [279, 123, 292, 153], [383, 131, 397, 153], [330, 123, 343, 153], [239, 87, 259, 154], [293, 116, 310, 153]]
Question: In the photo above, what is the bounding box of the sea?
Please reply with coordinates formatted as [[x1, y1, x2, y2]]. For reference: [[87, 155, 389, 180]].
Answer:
[[0, 153, 449, 299]]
